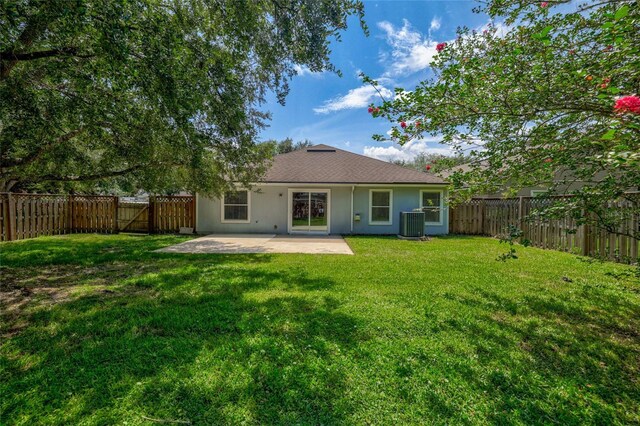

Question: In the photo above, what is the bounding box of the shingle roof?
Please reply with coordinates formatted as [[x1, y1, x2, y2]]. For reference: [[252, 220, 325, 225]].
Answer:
[[262, 144, 447, 184]]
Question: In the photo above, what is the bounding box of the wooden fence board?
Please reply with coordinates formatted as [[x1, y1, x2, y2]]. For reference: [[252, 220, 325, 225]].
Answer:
[[152, 196, 196, 234], [450, 194, 639, 264], [118, 202, 149, 232]]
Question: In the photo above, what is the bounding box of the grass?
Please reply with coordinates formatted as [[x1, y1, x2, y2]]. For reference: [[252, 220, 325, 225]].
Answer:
[[1, 234, 639, 425]]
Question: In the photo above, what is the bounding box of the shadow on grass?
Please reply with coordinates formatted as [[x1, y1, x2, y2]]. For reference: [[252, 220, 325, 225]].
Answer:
[[0, 234, 194, 268], [1, 259, 365, 424], [434, 287, 640, 424]]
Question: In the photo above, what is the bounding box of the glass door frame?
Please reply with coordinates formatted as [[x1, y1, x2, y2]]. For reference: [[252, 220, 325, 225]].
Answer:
[[287, 188, 331, 234]]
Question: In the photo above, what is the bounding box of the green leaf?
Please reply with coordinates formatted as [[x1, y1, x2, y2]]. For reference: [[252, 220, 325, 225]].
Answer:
[[601, 129, 616, 140], [614, 5, 629, 20], [608, 87, 620, 95], [540, 25, 552, 37]]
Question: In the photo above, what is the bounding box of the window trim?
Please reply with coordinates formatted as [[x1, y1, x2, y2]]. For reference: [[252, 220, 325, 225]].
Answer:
[[221, 189, 251, 223], [369, 189, 393, 225], [420, 189, 444, 226]]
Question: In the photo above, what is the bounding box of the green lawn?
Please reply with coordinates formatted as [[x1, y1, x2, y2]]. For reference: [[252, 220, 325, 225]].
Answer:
[[1, 234, 639, 425]]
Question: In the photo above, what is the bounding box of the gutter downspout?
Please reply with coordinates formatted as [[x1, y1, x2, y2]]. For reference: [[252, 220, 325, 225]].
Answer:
[[350, 185, 355, 234]]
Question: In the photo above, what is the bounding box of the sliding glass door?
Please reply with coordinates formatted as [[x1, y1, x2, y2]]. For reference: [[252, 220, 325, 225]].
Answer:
[[290, 191, 329, 232]]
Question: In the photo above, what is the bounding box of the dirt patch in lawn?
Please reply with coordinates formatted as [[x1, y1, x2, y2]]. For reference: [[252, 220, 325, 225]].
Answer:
[[0, 263, 155, 338]]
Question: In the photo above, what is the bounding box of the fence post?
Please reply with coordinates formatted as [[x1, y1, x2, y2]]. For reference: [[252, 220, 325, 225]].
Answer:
[[191, 195, 196, 233], [148, 195, 155, 234], [581, 223, 588, 256], [518, 196, 524, 223], [113, 196, 119, 234], [581, 212, 591, 256], [7, 193, 16, 241], [518, 196, 525, 236], [0, 194, 5, 241], [480, 199, 486, 235], [67, 195, 74, 233]]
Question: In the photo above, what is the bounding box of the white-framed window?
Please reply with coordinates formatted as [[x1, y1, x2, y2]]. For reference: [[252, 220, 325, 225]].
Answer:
[[530, 189, 548, 197], [420, 190, 444, 225], [221, 189, 250, 223], [369, 189, 393, 225]]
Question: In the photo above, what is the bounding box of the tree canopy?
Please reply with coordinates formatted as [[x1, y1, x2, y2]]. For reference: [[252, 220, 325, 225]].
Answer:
[[0, 0, 365, 194], [367, 0, 639, 238], [265, 137, 314, 155]]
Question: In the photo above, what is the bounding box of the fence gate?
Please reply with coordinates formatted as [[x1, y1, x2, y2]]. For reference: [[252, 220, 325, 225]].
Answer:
[[117, 202, 150, 233]]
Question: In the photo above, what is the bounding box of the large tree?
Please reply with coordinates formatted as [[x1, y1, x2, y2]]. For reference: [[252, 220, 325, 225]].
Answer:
[[0, 0, 365, 194], [367, 0, 639, 238]]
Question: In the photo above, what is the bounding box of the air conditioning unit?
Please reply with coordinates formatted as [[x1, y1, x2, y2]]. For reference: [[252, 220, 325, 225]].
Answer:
[[399, 211, 425, 238]]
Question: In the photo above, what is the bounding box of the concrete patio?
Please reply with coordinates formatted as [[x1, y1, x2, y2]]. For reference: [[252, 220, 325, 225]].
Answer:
[[156, 234, 354, 255]]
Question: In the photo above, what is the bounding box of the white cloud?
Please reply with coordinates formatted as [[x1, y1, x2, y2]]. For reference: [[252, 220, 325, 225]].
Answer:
[[293, 64, 325, 78], [313, 18, 511, 115], [377, 19, 440, 77], [313, 85, 392, 114], [429, 17, 441, 32], [376, 18, 512, 78], [363, 138, 454, 162]]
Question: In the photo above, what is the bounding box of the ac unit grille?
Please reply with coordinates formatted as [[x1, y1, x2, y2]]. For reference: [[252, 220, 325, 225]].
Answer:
[[399, 211, 425, 237]]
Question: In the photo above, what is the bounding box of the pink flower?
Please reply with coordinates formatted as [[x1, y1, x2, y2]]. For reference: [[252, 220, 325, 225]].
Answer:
[[400, 121, 407, 128], [436, 42, 447, 52], [614, 95, 640, 114], [544, 157, 552, 163], [540, 2, 548, 7], [368, 107, 374, 113], [425, 165, 432, 171]]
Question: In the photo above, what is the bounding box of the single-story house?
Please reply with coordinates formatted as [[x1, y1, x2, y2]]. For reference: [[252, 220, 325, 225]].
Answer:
[[196, 144, 449, 235]]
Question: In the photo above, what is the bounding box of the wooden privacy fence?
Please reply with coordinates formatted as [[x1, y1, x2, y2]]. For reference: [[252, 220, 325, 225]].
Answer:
[[149, 196, 197, 234], [449, 195, 639, 264], [0, 193, 195, 241]]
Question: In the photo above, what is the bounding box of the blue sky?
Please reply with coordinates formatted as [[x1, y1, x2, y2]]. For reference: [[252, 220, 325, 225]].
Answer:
[[259, 1, 494, 162]]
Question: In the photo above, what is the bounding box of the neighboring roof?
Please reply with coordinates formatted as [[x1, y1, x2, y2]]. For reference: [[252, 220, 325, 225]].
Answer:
[[437, 161, 490, 179], [262, 144, 446, 184]]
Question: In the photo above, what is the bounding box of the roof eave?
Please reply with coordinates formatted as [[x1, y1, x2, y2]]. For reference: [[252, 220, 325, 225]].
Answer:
[[257, 180, 449, 185]]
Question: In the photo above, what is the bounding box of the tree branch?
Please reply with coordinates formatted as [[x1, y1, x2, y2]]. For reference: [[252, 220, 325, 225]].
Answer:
[[0, 12, 50, 79], [34, 161, 183, 183], [0, 47, 88, 61], [1, 128, 86, 169], [37, 165, 147, 183]]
